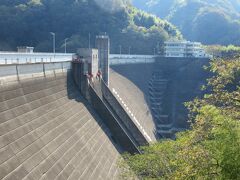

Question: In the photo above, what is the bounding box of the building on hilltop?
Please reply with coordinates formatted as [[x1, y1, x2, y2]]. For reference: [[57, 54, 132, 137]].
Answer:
[[164, 40, 210, 58]]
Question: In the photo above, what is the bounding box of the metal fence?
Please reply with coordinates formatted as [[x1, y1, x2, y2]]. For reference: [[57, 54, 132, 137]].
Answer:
[[0, 61, 71, 83]]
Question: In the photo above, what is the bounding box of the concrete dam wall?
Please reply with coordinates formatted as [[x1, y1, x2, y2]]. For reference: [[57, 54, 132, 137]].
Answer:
[[110, 58, 210, 137], [0, 68, 122, 179], [109, 63, 158, 140], [0, 56, 210, 179]]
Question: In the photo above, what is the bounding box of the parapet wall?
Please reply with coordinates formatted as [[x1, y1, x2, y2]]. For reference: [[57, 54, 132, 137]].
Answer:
[[109, 54, 155, 65], [0, 52, 73, 64], [0, 61, 71, 85]]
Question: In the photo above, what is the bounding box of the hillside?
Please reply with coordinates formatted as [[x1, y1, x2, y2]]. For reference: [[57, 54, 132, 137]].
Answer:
[[0, 0, 181, 54], [132, 0, 240, 45]]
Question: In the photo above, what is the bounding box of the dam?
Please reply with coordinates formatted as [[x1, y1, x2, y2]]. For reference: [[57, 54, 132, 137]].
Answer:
[[0, 41, 209, 179], [0, 58, 209, 179], [110, 57, 209, 137], [0, 63, 122, 180]]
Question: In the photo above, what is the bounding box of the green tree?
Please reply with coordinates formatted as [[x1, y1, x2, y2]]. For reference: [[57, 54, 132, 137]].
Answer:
[[121, 58, 240, 179], [0, 0, 181, 54]]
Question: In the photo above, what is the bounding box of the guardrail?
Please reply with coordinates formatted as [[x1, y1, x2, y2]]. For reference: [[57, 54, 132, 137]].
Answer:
[[0, 61, 71, 84], [0, 52, 156, 65], [0, 52, 73, 64], [110, 54, 156, 59], [109, 54, 156, 65]]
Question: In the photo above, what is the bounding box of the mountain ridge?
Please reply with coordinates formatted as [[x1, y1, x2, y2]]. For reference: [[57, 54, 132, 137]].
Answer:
[[132, 0, 240, 45], [0, 0, 181, 54]]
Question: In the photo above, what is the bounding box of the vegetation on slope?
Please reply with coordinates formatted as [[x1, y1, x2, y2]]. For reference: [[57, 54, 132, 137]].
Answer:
[[0, 0, 181, 54], [120, 58, 240, 179], [205, 45, 240, 58], [132, 0, 240, 45]]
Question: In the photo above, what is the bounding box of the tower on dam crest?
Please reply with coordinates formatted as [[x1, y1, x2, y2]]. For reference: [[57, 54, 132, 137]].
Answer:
[[76, 48, 99, 76], [96, 33, 110, 85], [74, 48, 99, 100]]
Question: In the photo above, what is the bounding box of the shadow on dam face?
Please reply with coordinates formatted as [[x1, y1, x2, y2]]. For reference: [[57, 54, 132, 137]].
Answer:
[[0, 69, 122, 180], [110, 58, 210, 138], [66, 71, 123, 151]]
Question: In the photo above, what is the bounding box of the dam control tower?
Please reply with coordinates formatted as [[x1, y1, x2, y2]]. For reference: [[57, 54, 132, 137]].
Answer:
[[96, 33, 110, 85]]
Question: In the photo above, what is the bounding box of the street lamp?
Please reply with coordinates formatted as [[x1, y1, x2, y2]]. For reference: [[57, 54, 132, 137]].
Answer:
[[64, 38, 69, 54], [50, 32, 55, 54], [119, 45, 122, 55], [88, 33, 91, 49], [128, 46, 131, 55]]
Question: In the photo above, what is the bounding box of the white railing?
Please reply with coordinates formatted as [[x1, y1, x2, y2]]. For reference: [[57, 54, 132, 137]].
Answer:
[[109, 54, 156, 65], [0, 61, 72, 84], [0, 52, 156, 65], [0, 52, 73, 64]]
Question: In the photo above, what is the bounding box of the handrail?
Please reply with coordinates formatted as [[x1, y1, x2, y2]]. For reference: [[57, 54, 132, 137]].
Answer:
[[0, 60, 72, 66], [0, 61, 72, 83]]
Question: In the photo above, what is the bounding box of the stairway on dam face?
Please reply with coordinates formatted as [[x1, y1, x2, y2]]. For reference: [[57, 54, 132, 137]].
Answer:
[[110, 59, 210, 139], [148, 71, 173, 138], [0, 72, 122, 180]]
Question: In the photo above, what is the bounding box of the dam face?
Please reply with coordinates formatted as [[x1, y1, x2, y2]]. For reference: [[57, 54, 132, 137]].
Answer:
[[109, 63, 157, 140], [110, 57, 210, 137], [0, 67, 121, 180]]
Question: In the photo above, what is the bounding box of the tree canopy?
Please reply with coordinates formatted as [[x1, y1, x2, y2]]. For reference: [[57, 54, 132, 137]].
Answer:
[[0, 0, 181, 54], [120, 57, 240, 179], [205, 45, 240, 58], [132, 0, 240, 46]]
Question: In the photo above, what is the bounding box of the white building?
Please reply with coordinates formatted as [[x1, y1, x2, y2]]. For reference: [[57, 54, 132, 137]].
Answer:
[[164, 40, 209, 58]]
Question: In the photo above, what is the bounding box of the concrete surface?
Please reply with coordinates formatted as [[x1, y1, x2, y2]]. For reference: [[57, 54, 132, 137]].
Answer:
[[110, 64, 158, 141], [0, 72, 121, 180], [110, 58, 210, 138]]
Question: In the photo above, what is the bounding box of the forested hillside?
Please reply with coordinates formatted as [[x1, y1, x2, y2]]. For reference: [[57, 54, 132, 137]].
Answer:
[[132, 0, 240, 45], [0, 0, 181, 54], [121, 58, 240, 179]]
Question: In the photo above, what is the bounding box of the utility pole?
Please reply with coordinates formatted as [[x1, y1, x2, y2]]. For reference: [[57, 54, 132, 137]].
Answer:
[[154, 48, 156, 55], [64, 38, 69, 54], [50, 32, 56, 54]]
